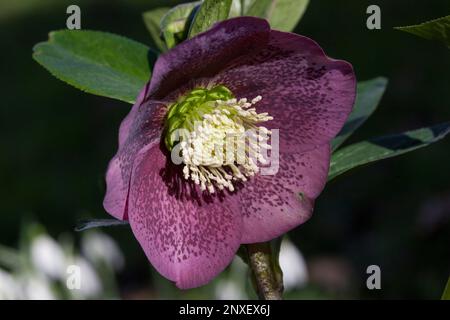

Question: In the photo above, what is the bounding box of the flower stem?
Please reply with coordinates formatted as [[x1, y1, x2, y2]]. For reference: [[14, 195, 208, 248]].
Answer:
[[246, 242, 283, 300]]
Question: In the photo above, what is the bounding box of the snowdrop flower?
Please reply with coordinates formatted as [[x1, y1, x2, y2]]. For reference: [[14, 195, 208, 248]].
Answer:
[[30, 234, 66, 280], [279, 239, 308, 291], [81, 231, 124, 271]]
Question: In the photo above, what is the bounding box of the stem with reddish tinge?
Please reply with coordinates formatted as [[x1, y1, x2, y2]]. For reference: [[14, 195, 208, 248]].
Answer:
[[246, 242, 283, 300]]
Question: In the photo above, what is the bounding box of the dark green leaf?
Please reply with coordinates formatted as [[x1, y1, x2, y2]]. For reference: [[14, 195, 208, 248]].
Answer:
[[189, 0, 232, 38], [395, 15, 450, 48], [229, 0, 255, 17], [328, 123, 450, 181], [33, 30, 153, 104], [245, 0, 269, 17], [75, 219, 129, 232], [270, 236, 283, 262], [332, 77, 388, 151], [247, 0, 309, 32], [142, 7, 171, 52], [236, 245, 249, 264], [442, 277, 450, 300], [160, 2, 201, 49]]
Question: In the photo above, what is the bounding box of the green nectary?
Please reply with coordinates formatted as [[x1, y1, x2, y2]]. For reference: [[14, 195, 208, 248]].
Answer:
[[164, 85, 234, 150]]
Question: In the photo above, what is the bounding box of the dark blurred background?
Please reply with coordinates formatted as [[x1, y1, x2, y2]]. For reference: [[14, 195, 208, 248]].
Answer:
[[0, 0, 449, 299]]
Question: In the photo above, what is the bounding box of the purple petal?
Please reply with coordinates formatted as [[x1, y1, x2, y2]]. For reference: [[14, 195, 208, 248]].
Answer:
[[104, 17, 270, 219], [128, 145, 242, 289], [239, 145, 331, 243], [212, 30, 356, 153], [103, 97, 166, 220], [103, 17, 356, 288], [147, 17, 270, 100], [118, 83, 151, 147], [103, 155, 130, 220]]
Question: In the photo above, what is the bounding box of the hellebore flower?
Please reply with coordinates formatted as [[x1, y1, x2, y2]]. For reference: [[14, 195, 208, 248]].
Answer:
[[103, 17, 356, 289]]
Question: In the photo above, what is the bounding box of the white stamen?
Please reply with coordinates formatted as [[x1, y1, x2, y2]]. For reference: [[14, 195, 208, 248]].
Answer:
[[179, 95, 272, 193]]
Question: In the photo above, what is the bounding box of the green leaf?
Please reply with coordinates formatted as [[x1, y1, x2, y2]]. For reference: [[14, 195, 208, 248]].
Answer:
[[189, 0, 232, 38], [395, 15, 450, 48], [160, 2, 201, 49], [442, 277, 450, 300], [33, 30, 153, 104], [247, 0, 309, 32], [229, 0, 255, 17], [245, 0, 269, 18], [75, 219, 129, 232], [328, 123, 450, 181], [142, 7, 171, 52], [332, 77, 388, 151]]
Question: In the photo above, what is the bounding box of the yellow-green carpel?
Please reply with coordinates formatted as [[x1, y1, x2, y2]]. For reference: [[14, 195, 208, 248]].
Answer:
[[164, 85, 235, 151], [164, 85, 273, 193]]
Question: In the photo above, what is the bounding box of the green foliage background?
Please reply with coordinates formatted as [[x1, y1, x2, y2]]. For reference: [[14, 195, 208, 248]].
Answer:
[[0, 0, 449, 299]]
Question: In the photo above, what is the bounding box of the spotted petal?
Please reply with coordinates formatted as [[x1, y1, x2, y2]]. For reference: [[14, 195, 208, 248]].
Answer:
[[147, 17, 270, 100], [239, 145, 331, 243], [103, 95, 166, 220], [213, 30, 356, 154], [128, 145, 242, 289], [103, 17, 356, 289], [117, 82, 151, 147]]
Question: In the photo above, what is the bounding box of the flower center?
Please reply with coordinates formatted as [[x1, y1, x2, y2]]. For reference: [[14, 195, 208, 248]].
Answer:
[[164, 85, 272, 193]]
